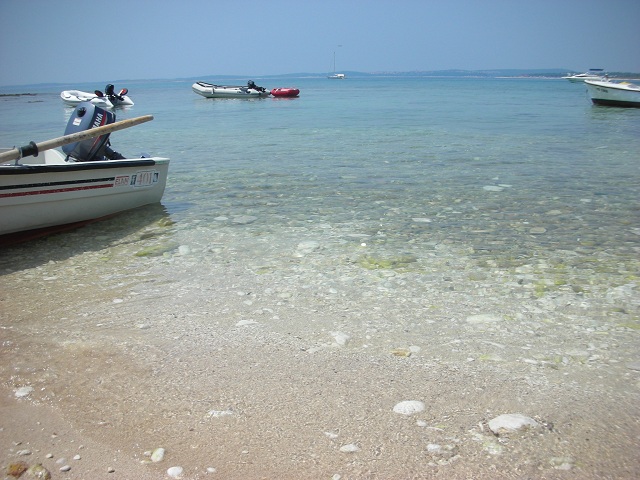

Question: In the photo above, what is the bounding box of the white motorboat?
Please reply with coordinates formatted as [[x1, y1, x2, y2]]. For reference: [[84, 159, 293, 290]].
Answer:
[[60, 84, 134, 108], [192, 80, 269, 99], [584, 79, 640, 108], [0, 103, 169, 239], [562, 69, 605, 83]]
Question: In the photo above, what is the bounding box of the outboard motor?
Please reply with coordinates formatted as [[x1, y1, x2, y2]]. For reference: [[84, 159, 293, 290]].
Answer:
[[62, 102, 125, 161], [104, 83, 125, 104], [247, 80, 266, 93]]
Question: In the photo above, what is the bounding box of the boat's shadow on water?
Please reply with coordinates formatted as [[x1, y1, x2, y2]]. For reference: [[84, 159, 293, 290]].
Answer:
[[587, 103, 640, 119], [0, 203, 176, 271]]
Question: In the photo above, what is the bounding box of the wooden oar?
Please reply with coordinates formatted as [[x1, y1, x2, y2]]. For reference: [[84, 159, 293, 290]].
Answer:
[[0, 114, 154, 163]]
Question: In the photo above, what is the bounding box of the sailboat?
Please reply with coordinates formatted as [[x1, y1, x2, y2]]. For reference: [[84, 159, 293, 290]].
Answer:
[[327, 50, 345, 79]]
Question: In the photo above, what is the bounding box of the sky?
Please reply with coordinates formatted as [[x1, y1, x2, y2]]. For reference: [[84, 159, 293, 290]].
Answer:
[[1, 0, 639, 86]]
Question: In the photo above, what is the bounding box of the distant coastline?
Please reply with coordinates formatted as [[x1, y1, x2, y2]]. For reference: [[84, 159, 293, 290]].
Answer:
[[264, 69, 640, 80]]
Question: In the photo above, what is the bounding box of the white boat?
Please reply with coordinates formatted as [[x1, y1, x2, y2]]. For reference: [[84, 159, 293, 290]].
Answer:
[[584, 79, 640, 108], [61, 89, 114, 107], [0, 103, 168, 239], [192, 80, 269, 98], [61, 84, 134, 108], [562, 69, 605, 83]]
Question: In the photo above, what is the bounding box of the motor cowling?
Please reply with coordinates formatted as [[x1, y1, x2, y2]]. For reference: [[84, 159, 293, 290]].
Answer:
[[62, 102, 120, 161]]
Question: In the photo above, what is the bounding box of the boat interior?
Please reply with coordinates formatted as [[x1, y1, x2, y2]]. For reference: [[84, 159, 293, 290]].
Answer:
[[0, 149, 68, 166]]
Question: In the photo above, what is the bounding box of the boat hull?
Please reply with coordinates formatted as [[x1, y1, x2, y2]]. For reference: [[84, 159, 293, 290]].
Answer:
[[585, 80, 640, 108], [192, 82, 269, 99], [0, 150, 169, 236]]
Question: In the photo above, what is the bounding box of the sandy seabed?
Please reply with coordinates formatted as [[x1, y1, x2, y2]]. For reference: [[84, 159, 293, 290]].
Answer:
[[1, 227, 639, 480]]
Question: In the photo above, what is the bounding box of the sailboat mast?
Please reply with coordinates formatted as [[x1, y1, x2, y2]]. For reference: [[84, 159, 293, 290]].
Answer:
[[328, 45, 345, 79]]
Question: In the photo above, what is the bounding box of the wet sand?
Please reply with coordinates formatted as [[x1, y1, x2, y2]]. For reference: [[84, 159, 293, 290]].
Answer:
[[1, 226, 639, 479]]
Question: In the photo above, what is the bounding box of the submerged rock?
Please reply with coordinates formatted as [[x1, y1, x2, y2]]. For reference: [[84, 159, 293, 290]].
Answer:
[[393, 400, 425, 415], [231, 215, 257, 225], [236, 319, 258, 327], [150, 447, 165, 462], [626, 361, 640, 371], [331, 331, 351, 346], [488, 414, 539, 435], [134, 243, 178, 257], [167, 466, 183, 478], [358, 255, 417, 271], [14, 386, 34, 398], [25, 464, 52, 479], [391, 348, 412, 357], [296, 241, 320, 256], [339, 444, 360, 453], [7, 462, 29, 478], [550, 456, 575, 470]]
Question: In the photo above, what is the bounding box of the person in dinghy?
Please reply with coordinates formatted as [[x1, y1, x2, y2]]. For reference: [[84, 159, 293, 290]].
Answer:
[[247, 80, 267, 93]]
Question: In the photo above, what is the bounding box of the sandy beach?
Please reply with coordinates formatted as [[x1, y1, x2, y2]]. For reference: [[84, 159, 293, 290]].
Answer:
[[1, 223, 639, 480]]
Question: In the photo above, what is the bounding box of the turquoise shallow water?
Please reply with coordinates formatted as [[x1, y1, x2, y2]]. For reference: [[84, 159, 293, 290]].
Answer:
[[1, 76, 639, 479], [1, 76, 639, 292]]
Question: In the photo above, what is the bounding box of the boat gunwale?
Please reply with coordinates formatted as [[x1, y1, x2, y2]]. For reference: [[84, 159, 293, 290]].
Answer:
[[584, 79, 640, 91], [0, 158, 169, 175], [194, 81, 250, 89]]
